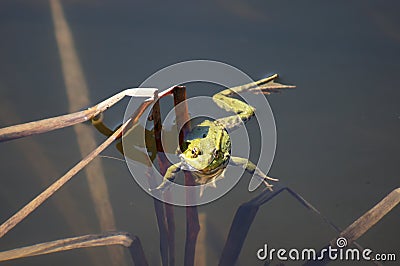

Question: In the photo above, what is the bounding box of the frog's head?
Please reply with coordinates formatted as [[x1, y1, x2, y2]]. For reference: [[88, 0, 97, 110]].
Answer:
[[179, 138, 216, 171]]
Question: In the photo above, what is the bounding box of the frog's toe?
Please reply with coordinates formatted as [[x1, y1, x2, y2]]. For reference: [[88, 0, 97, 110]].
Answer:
[[262, 175, 278, 191], [149, 182, 170, 194], [265, 175, 279, 182], [263, 181, 274, 191], [148, 187, 160, 193], [251, 83, 296, 95]]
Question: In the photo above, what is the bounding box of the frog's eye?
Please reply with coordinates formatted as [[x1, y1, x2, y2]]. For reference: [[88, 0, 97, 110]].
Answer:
[[191, 147, 201, 158]]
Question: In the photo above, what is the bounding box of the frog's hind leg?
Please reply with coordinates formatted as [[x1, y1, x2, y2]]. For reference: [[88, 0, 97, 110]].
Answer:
[[227, 74, 295, 95], [230, 156, 278, 191], [213, 91, 256, 130], [92, 113, 115, 137], [92, 112, 157, 164], [213, 74, 295, 130], [92, 113, 125, 155], [153, 162, 182, 192]]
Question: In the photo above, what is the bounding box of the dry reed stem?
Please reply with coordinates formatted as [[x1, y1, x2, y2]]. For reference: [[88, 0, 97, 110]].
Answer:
[[152, 95, 176, 266], [0, 231, 149, 265], [0, 109, 94, 142], [144, 165, 169, 266], [0, 232, 133, 262], [331, 187, 400, 247], [0, 97, 102, 264], [220, 186, 400, 266], [0, 95, 156, 239], [0, 88, 146, 143], [303, 189, 399, 266], [139, 92, 169, 266], [0, 87, 171, 239], [128, 236, 149, 266], [0, 87, 169, 143], [194, 213, 207, 266], [172, 86, 200, 266]]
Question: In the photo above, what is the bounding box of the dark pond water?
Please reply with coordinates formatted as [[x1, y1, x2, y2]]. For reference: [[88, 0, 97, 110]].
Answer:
[[0, 1, 399, 265]]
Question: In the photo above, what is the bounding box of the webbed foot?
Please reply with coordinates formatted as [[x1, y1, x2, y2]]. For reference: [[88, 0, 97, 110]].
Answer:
[[248, 74, 296, 95], [149, 162, 182, 194], [230, 156, 279, 192], [149, 180, 172, 194]]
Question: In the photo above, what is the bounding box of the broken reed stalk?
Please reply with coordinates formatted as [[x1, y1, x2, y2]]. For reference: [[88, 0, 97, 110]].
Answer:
[[0, 98, 103, 265], [303, 188, 400, 266], [194, 213, 207, 266], [0, 109, 93, 142], [144, 164, 169, 266], [0, 88, 172, 239], [0, 124, 121, 238], [152, 95, 176, 266], [0, 88, 147, 142], [141, 92, 169, 266], [331, 187, 400, 247], [164, 204, 175, 266], [173, 86, 200, 266], [128, 236, 149, 266], [0, 232, 132, 261], [220, 185, 399, 266], [0, 232, 148, 265]]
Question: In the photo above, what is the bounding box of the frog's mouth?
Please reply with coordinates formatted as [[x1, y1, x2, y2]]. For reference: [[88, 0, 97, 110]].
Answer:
[[179, 158, 197, 172], [179, 153, 215, 172]]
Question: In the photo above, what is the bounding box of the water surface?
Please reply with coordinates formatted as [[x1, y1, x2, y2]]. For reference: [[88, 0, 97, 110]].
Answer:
[[0, 1, 399, 265]]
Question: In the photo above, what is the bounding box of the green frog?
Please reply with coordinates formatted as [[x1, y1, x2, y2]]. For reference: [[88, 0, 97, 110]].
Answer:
[[92, 74, 294, 192]]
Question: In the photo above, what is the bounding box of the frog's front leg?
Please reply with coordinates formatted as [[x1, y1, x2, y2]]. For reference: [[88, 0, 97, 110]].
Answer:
[[230, 156, 278, 191], [154, 162, 182, 192]]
